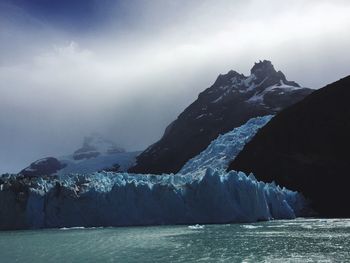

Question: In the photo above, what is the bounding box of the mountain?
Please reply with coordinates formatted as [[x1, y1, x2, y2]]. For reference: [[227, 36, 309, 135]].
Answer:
[[129, 60, 313, 174], [228, 75, 350, 217], [19, 134, 140, 177]]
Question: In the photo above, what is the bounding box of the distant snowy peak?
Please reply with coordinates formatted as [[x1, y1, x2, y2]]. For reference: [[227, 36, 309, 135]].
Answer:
[[19, 134, 140, 177], [73, 133, 125, 161]]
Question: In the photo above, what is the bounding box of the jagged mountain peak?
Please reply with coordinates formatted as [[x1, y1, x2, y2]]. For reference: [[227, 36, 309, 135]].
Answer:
[[206, 60, 302, 99], [198, 60, 305, 109], [249, 60, 300, 88], [251, 60, 276, 76]]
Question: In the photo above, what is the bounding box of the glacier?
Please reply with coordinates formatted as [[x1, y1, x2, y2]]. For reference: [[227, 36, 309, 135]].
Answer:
[[0, 116, 307, 230], [180, 115, 273, 175]]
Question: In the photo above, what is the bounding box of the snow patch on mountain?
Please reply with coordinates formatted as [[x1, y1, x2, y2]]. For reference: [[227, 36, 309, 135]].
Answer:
[[247, 80, 305, 104]]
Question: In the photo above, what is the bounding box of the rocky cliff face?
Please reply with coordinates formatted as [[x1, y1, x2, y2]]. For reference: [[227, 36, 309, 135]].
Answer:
[[130, 60, 313, 174], [228, 75, 350, 217]]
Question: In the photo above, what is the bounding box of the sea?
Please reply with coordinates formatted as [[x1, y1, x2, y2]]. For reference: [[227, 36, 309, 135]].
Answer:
[[0, 218, 349, 262]]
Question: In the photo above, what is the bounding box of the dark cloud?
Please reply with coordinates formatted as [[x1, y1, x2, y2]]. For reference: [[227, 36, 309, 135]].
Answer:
[[4, 0, 111, 31], [0, 0, 349, 173]]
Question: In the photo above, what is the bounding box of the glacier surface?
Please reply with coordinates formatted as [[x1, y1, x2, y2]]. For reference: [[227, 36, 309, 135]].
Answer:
[[0, 116, 306, 229]]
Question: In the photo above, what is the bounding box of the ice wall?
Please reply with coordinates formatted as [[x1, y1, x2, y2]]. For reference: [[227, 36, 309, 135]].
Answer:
[[0, 169, 303, 229]]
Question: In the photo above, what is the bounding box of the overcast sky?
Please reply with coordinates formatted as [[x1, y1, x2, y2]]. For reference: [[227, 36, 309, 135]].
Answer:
[[1, 0, 350, 173]]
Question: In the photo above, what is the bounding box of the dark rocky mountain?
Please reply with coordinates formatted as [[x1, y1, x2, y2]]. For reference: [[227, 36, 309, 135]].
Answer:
[[228, 75, 350, 217], [129, 60, 313, 174], [19, 157, 66, 177]]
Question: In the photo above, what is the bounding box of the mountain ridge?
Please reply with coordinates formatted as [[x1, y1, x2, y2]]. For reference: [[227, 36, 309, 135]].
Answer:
[[129, 60, 313, 174]]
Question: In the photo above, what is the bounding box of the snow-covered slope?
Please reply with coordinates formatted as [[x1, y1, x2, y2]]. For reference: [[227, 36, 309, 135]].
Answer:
[[19, 134, 141, 176], [0, 116, 308, 229]]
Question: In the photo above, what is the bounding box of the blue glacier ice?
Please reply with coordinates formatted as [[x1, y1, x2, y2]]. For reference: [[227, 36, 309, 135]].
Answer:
[[0, 115, 307, 229], [180, 115, 273, 175]]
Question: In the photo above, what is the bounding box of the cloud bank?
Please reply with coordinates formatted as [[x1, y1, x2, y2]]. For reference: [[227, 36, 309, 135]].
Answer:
[[1, 0, 350, 173]]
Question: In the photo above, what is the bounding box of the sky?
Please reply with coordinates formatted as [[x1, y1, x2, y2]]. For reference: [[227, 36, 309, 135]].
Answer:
[[1, 0, 350, 173]]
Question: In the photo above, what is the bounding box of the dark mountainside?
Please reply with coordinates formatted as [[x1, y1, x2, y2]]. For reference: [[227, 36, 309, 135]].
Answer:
[[19, 157, 66, 177], [228, 75, 350, 217], [129, 60, 313, 174]]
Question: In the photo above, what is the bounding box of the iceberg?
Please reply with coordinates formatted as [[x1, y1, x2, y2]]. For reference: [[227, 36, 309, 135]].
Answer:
[[0, 116, 307, 230]]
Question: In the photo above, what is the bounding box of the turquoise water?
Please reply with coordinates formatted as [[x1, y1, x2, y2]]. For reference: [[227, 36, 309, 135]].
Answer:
[[0, 219, 349, 262]]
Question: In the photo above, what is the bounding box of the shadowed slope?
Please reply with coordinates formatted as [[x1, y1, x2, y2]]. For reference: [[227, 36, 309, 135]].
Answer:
[[229, 75, 350, 217]]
